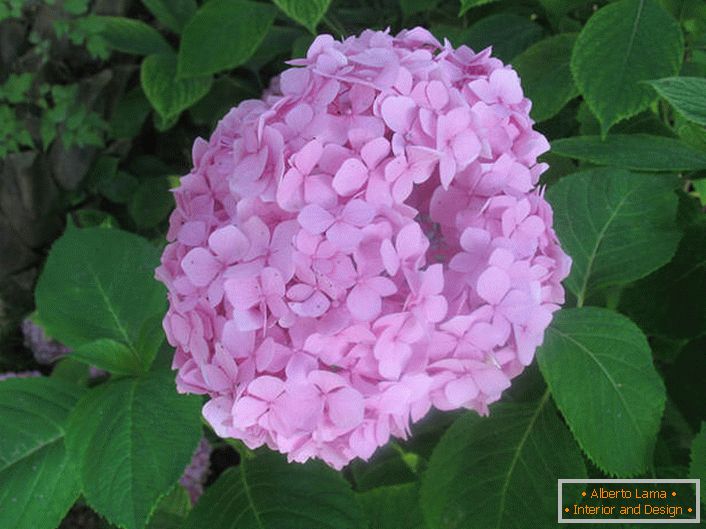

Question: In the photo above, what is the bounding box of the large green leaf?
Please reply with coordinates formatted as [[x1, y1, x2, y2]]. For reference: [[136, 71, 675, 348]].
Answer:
[[358, 483, 427, 529], [513, 34, 578, 122], [570, 0, 684, 134], [462, 14, 543, 62], [35, 226, 166, 374], [66, 370, 202, 529], [96, 16, 172, 56], [184, 451, 366, 529], [141, 0, 196, 34], [141, 53, 212, 119], [547, 168, 681, 303], [128, 177, 173, 229], [551, 134, 706, 171], [459, 0, 498, 15], [620, 224, 706, 339], [178, 0, 276, 78], [537, 307, 666, 476], [400, 0, 439, 16], [273, 0, 330, 33], [648, 77, 706, 127], [420, 397, 585, 529], [0, 377, 84, 529], [690, 422, 705, 505]]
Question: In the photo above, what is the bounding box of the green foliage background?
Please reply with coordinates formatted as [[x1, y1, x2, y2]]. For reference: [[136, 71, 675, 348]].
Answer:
[[0, 0, 705, 528]]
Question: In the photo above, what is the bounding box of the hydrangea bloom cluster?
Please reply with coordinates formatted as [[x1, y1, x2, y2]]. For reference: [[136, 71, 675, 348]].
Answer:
[[179, 437, 212, 503], [157, 27, 570, 469]]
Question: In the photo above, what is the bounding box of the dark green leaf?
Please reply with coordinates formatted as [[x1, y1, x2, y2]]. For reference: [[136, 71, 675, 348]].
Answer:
[[513, 34, 578, 122], [129, 177, 173, 229], [273, 0, 331, 33], [537, 307, 666, 475], [551, 134, 706, 171], [547, 168, 681, 303], [351, 445, 417, 492], [0, 378, 84, 529], [71, 338, 146, 375], [141, 0, 197, 34], [420, 397, 585, 529], [648, 77, 706, 127], [96, 16, 172, 56], [110, 88, 151, 139], [35, 226, 166, 370], [400, 0, 439, 16], [570, 0, 684, 134], [98, 170, 139, 204], [141, 53, 212, 119], [358, 483, 427, 529], [184, 451, 366, 529], [66, 370, 202, 529], [462, 14, 543, 62], [690, 422, 705, 505], [178, 0, 276, 78], [620, 224, 706, 339], [459, 0, 498, 15]]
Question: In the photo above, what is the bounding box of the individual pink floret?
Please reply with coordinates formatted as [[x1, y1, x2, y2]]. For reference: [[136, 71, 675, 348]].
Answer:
[[156, 27, 570, 469]]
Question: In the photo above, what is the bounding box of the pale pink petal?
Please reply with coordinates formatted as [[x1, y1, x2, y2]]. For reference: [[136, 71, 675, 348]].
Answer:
[[476, 266, 511, 305], [332, 158, 368, 196], [182, 248, 220, 287], [347, 284, 382, 321], [380, 95, 417, 132], [298, 204, 335, 234]]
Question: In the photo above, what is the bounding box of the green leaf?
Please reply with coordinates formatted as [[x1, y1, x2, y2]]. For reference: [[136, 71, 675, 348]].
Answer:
[[110, 88, 151, 139], [98, 170, 139, 204], [648, 77, 706, 127], [513, 34, 579, 122], [184, 451, 366, 529], [547, 168, 681, 303], [459, 0, 498, 15], [351, 445, 417, 492], [273, 0, 330, 33], [129, 177, 173, 229], [66, 370, 202, 529], [400, 0, 439, 16], [141, 0, 197, 34], [551, 134, 706, 171], [146, 486, 192, 529], [72, 338, 147, 375], [537, 307, 666, 475], [35, 226, 166, 370], [96, 16, 172, 56], [570, 0, 684, 134], [0, 377, 84, 529], [358, 483, 427, 529], [420, 397, 585, 529], [141, 53, 212, 119], [178, 0, 276, 78], [689, 422, 705, 505], [462, 14, 543, 62], [620, 224, 706, 339]]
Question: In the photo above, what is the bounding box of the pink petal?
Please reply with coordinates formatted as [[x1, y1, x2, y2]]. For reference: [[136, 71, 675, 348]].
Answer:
[[341, 199, 375, 226], [208, 225, 249, 263], [332, 158, 368, 196], [233, 396, 269, 427], [298, 204, 335, 234], [444, 377, 479, 406], [181, 248, 220, 287], [476, 266, 511, 305], [380, 95, 417, 132], [347, 284, 381, 321], [361, 137, 390, 169], [328, 387, 365, 430]]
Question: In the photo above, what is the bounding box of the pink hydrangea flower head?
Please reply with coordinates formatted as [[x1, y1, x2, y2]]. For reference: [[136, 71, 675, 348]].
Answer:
[[157, 27, 570, 469]]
